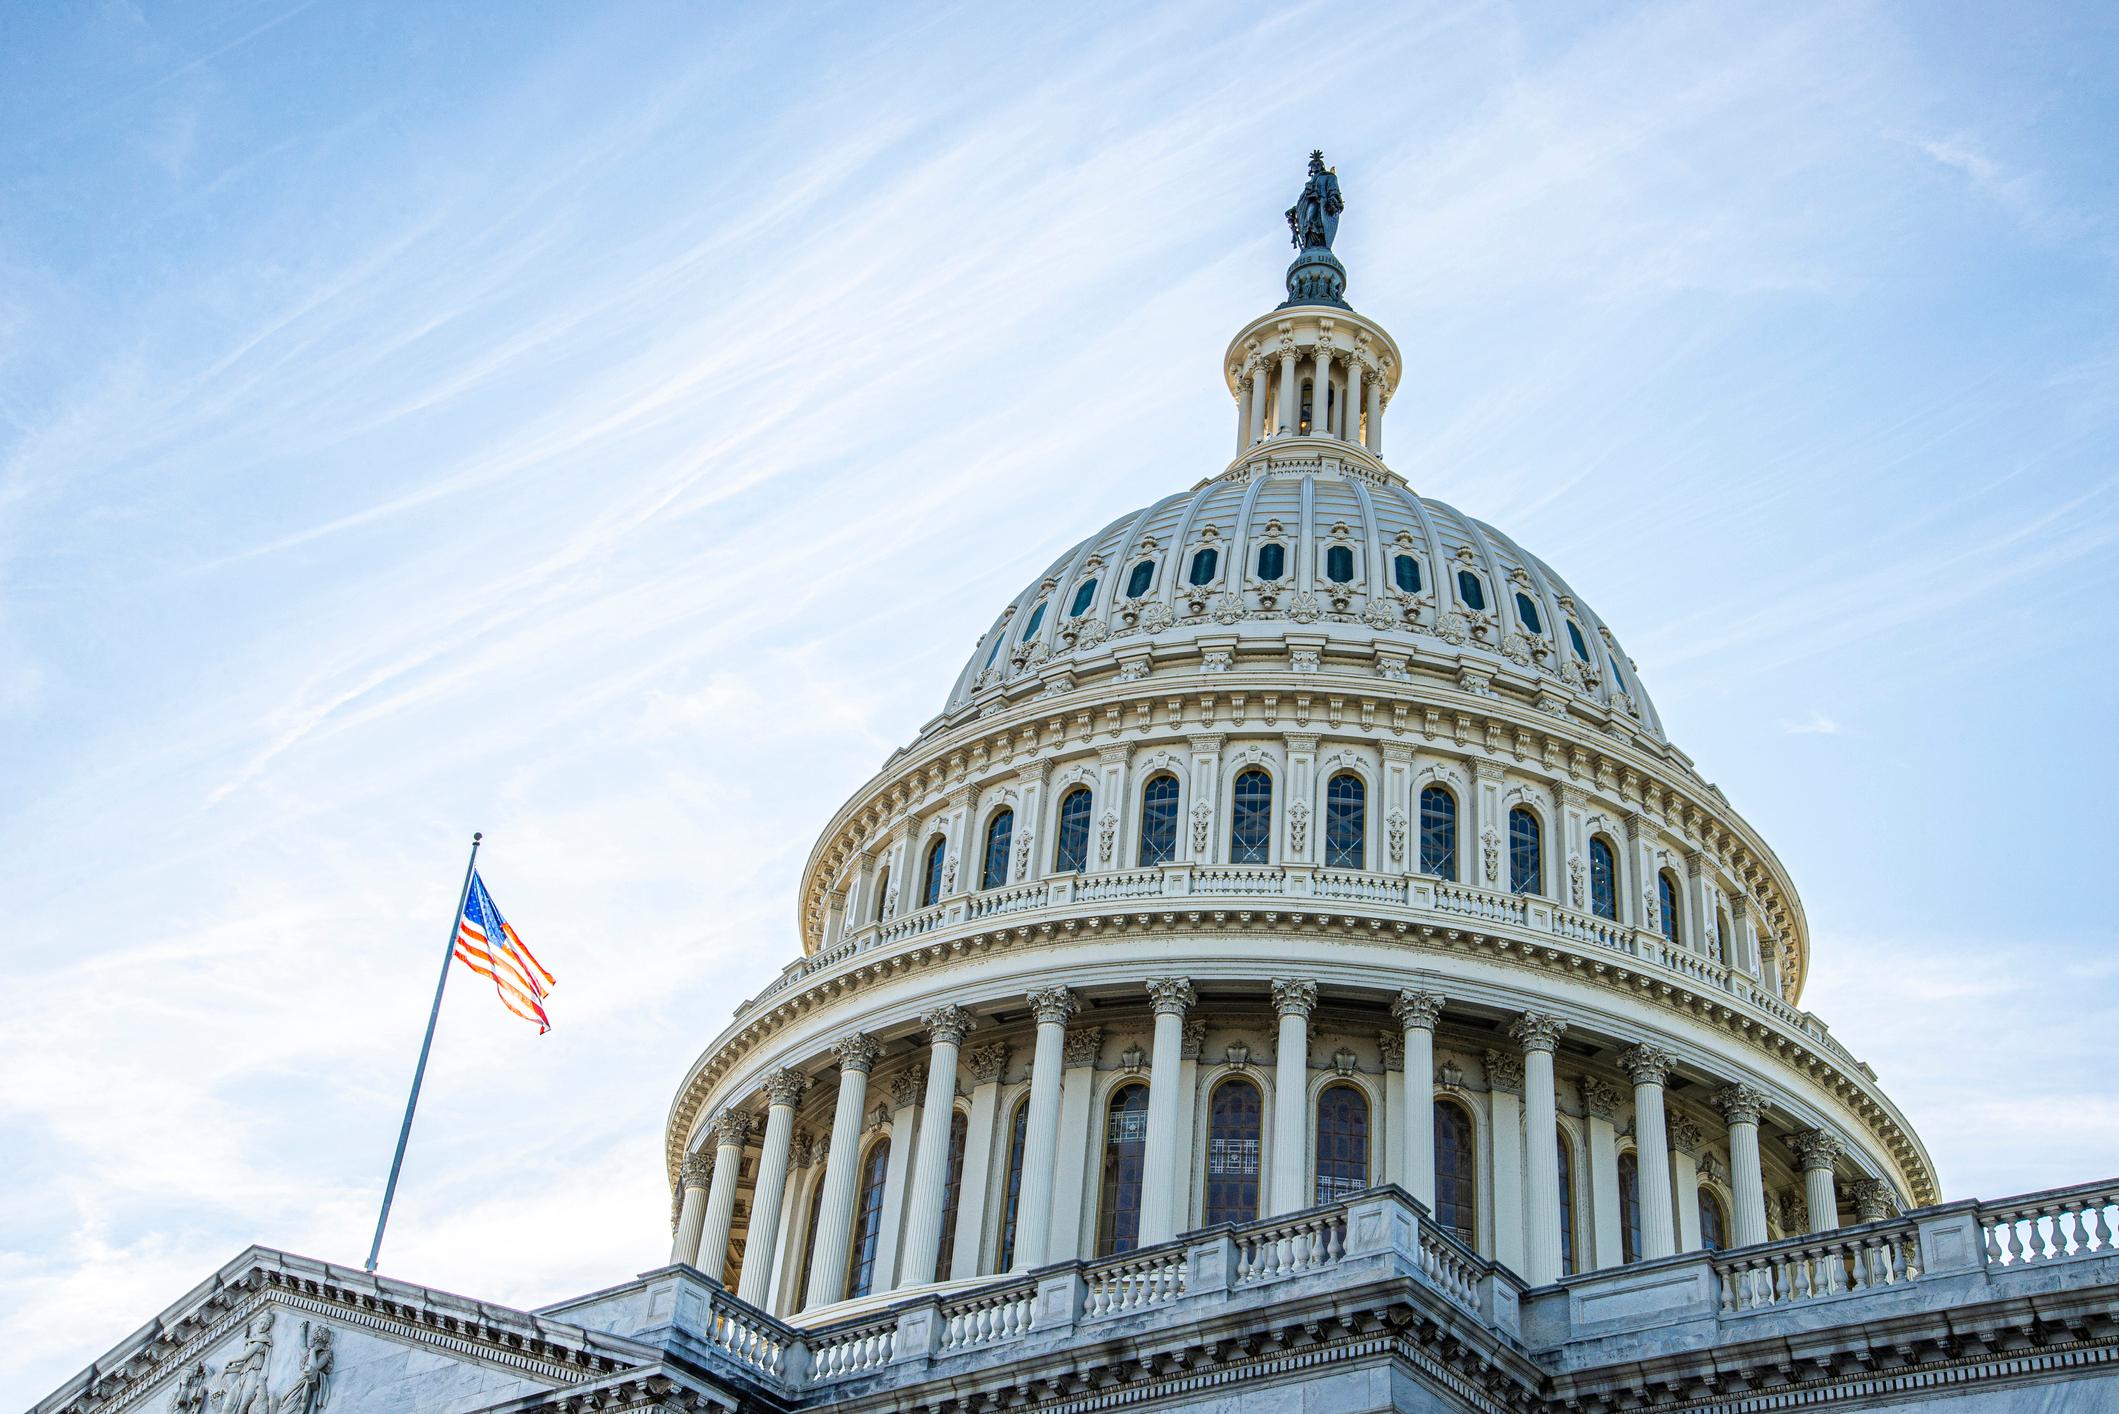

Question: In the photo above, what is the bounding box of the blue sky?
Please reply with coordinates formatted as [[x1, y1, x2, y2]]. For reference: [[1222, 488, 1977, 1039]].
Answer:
[[4, 0, 2117, 1399]]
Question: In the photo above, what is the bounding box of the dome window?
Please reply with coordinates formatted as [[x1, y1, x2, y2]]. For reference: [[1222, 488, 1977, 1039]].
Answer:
[[1325, 545, 1355, 584], [921, 837, 948, 906], [1589, 837, 1618, 921], [1393, 554, 1421, 594], [1418, 786, 1457, 880], [1138, 774, 1180, 866], [1126, 560, 1154, 598], [1189, 548, 1219, 586], [1256, 543, 1286, 581], [1229, 768, 1272, 864], [1514, 592, 1543, 634], [984, 635, 1005, 669], [1657, 870, 1681, 946], [1325, 772, 1365, 869], [847, 1138, 893, 1297], [981, 809, 1015, 891], [1096, 1082, 1151, 1256], [1020, 601, 1047, 642], [1457, 570, 1486, 611], [1053, 787, 1092, 873], [1068, 579, 1097, 616], [1313, 1083, 1370, 1202], [1434, 1100, 1477, 1243], [1508, 806, 1541, 895], [1204, 1077, 1262, 1224], [1566, 621, 1591, 662]]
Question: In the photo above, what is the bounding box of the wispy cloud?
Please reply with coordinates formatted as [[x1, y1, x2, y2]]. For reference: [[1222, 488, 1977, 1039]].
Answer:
[[1781, 710, 1845, 736]]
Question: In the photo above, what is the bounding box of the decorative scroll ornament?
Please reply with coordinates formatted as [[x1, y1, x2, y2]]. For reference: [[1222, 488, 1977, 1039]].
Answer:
[[1483, 1049, 1525, 1096], [1288, 800, 1311, 854], [1191, 801, 1213, 855], [1139, 602, 1175, 632], [1211, 592, 1245, 625], [1435, 610, 1472, 646], [1376, 1030, 1404, 1068], [1288, 592, 1323, 624], [1568, 852, 1586, 908], [1387, 808, 1407, 864], [1481, 826, 1501, 885], [1063, 1026, 1103, 1067], [1013, 829, 1033, 879], [1097, 809, 1118, 864], [1181, 1017, 1207, 1059]]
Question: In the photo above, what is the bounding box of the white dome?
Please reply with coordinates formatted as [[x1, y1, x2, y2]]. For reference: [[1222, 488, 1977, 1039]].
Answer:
[[944, 456, 1666, 742]]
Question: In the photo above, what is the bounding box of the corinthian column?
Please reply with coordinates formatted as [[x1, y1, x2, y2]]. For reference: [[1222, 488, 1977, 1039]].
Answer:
[[1137, 978, 1195, 1244], [737, 1069, 809, 1306], [1247, 365, 1268, 445], [1345, 360, 1364, 446], [1013, 987, 1078, 1270], [1620, 1044, 1677, 1260], [1393, 990, 1444, 1209], [1713, 1083, 1770, 1248], [804, 1034, 880, 1309], [695, 1108, 751, 1282], [671, 1149, 714, 1267], [1270, 978, 1319, 1214], [1792, 1129, 1844, 1234], [1513, 1013, 1567, 1285], [1309, 347, 1331, 435], [1275, 343, 1298, 435], [897, 1005, 975, 1287]]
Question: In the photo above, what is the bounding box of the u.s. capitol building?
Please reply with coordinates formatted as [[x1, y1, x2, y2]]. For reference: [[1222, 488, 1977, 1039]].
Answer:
[[37, 156, 2119, 1414]]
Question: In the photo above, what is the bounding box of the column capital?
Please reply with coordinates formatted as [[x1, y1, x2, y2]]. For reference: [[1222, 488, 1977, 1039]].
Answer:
[[1376, 1030, 1404, 1069], [1270, 977, 1319, 1018], [833, 1033, 882, 1074], [1145, 977, 1196, 1015], [1558, 784, 1590, 809], [1392, 989, 1446, 1030], [1668, 1114, 1705, 1157], [1578, 1077, 1622, 1120], [1187, 733, 1227, 754], [708, 1107, 752, 1150], [921, 1003, 977, 1045], [1063, 1025, 1104, 1067], [1508, 1011, 1567, 1054], [764, 1067, 811, 1109], [1618, 1043, 1676, 1087], [1027, 986, 1080, 1026], [1282, 732, 1320, 753], [1850, 1178, 1898, 1223], [680, 1148, 715, 1190], [967, 1042, 1012, 1084], [888, 1068, 928, 1111], [1790, 1128, 1845, 1173], [1483, 1048, 1525, 1096], [1713, 1082, 1766, 1126]]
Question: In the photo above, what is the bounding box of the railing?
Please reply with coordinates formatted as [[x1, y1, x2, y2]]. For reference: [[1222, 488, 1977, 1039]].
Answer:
[[1315, 870, 1411, 906], [1416, 1219, 1484, 1312], [1191, 865, 1286, 896], [703, 1290, 793, 1379], [1235, 1210, 1346, 1284], [1076, 868, 1165, 901], [1551, 905, 1633, 953], [1715, 1224, 1921, 1313], [1083, 1247, 1188, 1317], [967, 881, 1049, 920], [1433, 879, 1527, 926], [804, 1313, 897, 1379], [874, 902, 947, 946], [939, 1281, 1035, 1352], [1979, 1181, 2119, 1267]]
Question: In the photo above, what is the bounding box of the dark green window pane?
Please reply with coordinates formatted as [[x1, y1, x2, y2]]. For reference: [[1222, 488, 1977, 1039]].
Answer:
[[1394, 554, 1420, 593]]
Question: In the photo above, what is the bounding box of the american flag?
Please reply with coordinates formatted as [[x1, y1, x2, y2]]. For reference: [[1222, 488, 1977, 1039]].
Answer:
[[453, 872, 556, 1032]]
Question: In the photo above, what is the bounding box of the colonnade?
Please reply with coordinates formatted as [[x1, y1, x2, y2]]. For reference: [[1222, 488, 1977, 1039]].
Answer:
[[676, 981, 1872, 1311], [1235, 344, 1384, 455]]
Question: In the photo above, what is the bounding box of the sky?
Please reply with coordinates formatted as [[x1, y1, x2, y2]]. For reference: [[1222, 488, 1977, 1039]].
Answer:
[[3, 0, 2117, 1400]]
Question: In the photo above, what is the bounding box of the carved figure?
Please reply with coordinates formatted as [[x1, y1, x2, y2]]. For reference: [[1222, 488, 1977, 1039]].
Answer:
[[215, 1311, 275, 1414], [277, 1323, 333, 1414], [1285, 150, 1344, 251], [167, 1362, 210, 1414]]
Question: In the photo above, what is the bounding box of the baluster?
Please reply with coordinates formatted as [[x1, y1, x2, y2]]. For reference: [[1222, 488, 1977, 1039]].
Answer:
[[2094, 1202, 2115, 1252]]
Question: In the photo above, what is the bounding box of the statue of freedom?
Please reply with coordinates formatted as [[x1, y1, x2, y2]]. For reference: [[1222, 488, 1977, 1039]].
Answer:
[[1285, 150, 1344, 251]]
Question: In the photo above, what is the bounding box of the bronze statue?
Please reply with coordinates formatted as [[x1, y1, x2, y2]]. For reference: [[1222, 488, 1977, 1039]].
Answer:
[[1286, 150, 1344, 251]]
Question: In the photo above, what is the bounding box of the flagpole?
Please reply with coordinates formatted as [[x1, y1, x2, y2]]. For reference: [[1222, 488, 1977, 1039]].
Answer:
[[365, 831, 482, 1274]]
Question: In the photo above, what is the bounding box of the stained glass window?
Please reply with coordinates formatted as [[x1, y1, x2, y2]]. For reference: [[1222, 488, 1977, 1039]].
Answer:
[[981, 810, 1014, 891], [1419, 786, 1457, 879], [847, 1140, 892, 1297], [997, 1098, 1031, 1270], [1229, 768, 1272, 864], [1435, 1101, 1476, 1244], [1096, 1083, 1151, 1256], [1138, 775, 1179, 865], [1203, 1078, 1262, 1226], [1508, 807, 1541, 896], [1325, 773, 1365, 869], [1054, 787, 1092, 873], [1314, 1084, 1370, 1202], [1589, 837, 1617, 921]]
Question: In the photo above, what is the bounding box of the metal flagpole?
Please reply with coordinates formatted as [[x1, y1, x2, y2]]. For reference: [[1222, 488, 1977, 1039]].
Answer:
[[366, 831, 483, 1274]]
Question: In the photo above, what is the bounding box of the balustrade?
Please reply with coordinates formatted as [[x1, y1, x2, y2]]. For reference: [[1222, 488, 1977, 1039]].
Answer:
[[804, 1315, 898, 1379], [1076, 868, 1165, 901], [939, 1283, 1036, 1351], [704, 1292, 791, 1378], [1235, 1210, 1347, 1283], [967, 881, 1050, 920], [1191, 864, 1286, 896], [1415, 1221, 1483, 1312], [1979, 1182, 2119, 1266], [1083, 1248, 1189, 1317], [1315, 870, 1410, 905], [1715, 1224, 1920, 1313]]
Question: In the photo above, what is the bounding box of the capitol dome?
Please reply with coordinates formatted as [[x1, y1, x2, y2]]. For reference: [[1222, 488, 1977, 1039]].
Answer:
[[660, 153, 1933, 1332]]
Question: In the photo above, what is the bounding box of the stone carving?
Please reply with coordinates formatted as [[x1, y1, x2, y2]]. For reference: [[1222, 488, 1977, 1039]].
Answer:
[[1146, 977, 1196, 1013], [1289, 648, 1320, 673], [1224, 1041, 1252, 1070], [1508, 1012, 1566, 1054], [1119, 1043, 1145, 1073], [1642, 884, 1661, 932], [1191, 801, 1213, 854], [1851, 1178, 1898, 1223], [709, 1108, 752, 1149], [941, 853, 959, 893], [1567, 852, 1585, 908], [1435, 610, 1472, 646], [888, 1069, 928, 1110], [1361, 598, 1398, 631], [1618, 1044, 1676, 1087], [167, 1362, 210, 1414], [1098, 809, 1118, 863], [1139, 602, 1175, 632], [1790, 1129, 1845, 1172], [789, 1128, 814, 1168], [834, 1033, 882, 1074], [1288, 800, 1310, 853], [1181, 1017, 1207, 1059], [922, 1004, 976, 1045], [1376, 1031, 1404, 1068], [1014, 829, 1033, 879], [1392, 989, 1445, 1029], [1713, 1082, 1765, 1127], [1438, 1059, 1465, 1089], [680, 1148, 715, 1190], [967, 1043, 1011, 1084], [1499, 631, 1537, 667], [1331, 1047, 1359, 1078], [1063, 1026, 1103, 1067], [1578, 1078, 1622, 1120], [1200, 649, 1232, 672], [1072, 615, 1108, 648], [214, 1311, 275, 1414], [1026, 987, 1079, 1026], [1271, 977, 1318, 1016], [1668, 1115, 1705, 1156], [1480, 826, 1500, 885], [1210, 593, 1244, 625], [1483, 1049, 1524, 1096], [1386, 808, 1406, 864], [764, 1068, 810, 1108], [1288, 592, 1322, 624]]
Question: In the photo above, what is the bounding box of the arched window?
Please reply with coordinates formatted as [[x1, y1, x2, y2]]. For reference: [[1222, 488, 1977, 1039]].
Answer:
[[1257, 542, 1286, 581], [934, 1109, 971, 1280], [1508, 807, 1541, 895], [981, 809, 1014, 891], [1298, 379, 1315, 434], [1618, 1151, 1642, 1265], [1020, 601, 1047, 641], [1203, 1077, 1262, 1226], [1229, 768, 1272, 864], [1314, 1084, 1371, 1202], [1096, 1082, 1151, 1256], [1069, 579, 1098, 616], [1189, 548, 1218, 586], [1394, 554, 1421, 594], [872, 865, 891, 922], [795, 1165, 825, 1310], [1566, 620, 1591, 662], [1557, 1131, 1578, 1276], [847, 1139, 892, 1298], [1658, 870, 1682, 946], [1716, 907, 1731, 958], [1457, 570, 1486, 611], [1324, 772, 1365, 869], [1514, 591, 1543, 634], [1325, 545, 1355, 583], [1419, 786, 1457, 879], [1138, 775, 1179, 866], [921, 837, 947, 907], [1699, 1187, 1728, 1253], [1125, 559, 1154, 598], [1434, 1101, 1477, 1244], [1053, 787, 1092, 873], [1589, 837, 1617, 921], [996, 1098, 1031, 1270]]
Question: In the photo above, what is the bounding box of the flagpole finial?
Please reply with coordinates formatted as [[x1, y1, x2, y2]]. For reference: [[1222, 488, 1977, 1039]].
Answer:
[[473, 832, 483, 843]]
